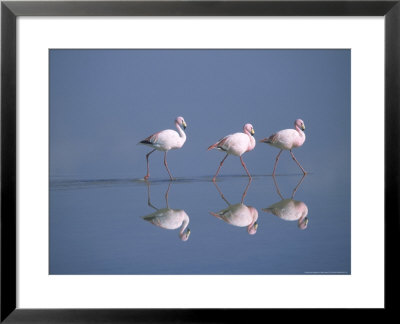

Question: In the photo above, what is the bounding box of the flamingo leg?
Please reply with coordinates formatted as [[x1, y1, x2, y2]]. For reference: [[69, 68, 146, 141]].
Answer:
[[272, 149, 283, 176], [164, 151, 174, 180], [272, 175, 285, 200], [213, 181, 230, 205], [212, 153, 228, 182], [165, 182, 172, 208], [241, 178, 252, 204], [146, 181, 158, 210], [144, 149, 156, 180], [291, 174, 307, 199], [240, 156, 252, 179], [289, 150, 307, 175]]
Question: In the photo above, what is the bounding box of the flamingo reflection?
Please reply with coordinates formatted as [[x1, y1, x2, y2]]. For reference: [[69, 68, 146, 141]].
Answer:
[[262, 175, 309, 230], [142, 182, 191, 241], [210, 179, 259, 235]]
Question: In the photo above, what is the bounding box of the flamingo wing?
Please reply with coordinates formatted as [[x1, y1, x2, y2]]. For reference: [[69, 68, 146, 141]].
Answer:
[[140, 131, 162, 145], [264, 133, 278, 144], [208, 136, 230, 151]]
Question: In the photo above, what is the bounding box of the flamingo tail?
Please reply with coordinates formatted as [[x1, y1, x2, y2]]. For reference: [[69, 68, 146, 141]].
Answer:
[[208, 143, 219, 150], [209, 211, 222, 219], [262, 208, 273, 213], [139, 132, 160, 146], [260, 138, 272, 144], [208, 137, 228, 151], [260, 133, 277, 144]]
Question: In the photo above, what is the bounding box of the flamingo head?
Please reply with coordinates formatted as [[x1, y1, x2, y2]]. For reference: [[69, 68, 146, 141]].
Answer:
[[247, 222, 258, 235], [176, 116, 187, 129], [298, 217, 309, 230], [295, 119, 305, 131], [244, 123, 255, 136], [179, 228, 191, 241]]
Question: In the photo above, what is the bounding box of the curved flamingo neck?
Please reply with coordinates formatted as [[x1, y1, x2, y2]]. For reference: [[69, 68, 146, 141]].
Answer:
[[175, 121, 186, 140], [299, 205, 308, 219], [243, 128, 256, 151], [294, 125, 306, 146], [246, 207, 258, 232], [248, 136, 256, 151], [179, 214, 189, 235], [295, 124, 305, 136], [297, 212, 308, 229]]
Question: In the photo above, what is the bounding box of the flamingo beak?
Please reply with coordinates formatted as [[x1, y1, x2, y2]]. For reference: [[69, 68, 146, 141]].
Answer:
[[250, 128, 255, 136], [186, 229, 191, 237], [301, 124, 305, 131], [254, 222, 258, 230], [182, 121, 187, 129]]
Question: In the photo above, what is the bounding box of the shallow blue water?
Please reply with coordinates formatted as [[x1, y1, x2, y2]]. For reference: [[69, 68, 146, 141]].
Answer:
[[49, 172, 350, 275]]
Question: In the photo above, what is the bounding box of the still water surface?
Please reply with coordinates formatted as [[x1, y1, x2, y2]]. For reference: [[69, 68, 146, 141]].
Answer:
[[50, 173, 350, 274]]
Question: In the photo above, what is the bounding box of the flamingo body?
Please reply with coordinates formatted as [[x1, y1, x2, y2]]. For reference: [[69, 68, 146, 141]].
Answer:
[[211, 203, 258, 235], [209, 132, 255, 156], [139, 116, 187, 180], [260, 119, 307, 175], [263, 199, 308, 230], [141, 129, 185, 152], [263, 199, 308, 221], [265, 129, 305, 150], [143, 208, 191, 241], [208, 123, 256, 181]]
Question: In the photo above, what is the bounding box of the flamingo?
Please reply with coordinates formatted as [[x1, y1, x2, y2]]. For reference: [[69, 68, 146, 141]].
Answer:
[[142, 182, 191, 241], [263, 199, 308, 230], [139, 116, 187, 181], [262, 175, 309, 230], [210, 179, 258, 235], [260, 119, 307, 176], [208, 123, 256, 181]]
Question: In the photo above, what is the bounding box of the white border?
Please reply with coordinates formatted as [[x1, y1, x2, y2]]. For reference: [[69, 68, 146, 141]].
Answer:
[[18, 17, 384, 308]]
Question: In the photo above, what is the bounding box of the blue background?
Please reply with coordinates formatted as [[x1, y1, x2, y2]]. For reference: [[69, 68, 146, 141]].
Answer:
[[49, 49, 350, 274]]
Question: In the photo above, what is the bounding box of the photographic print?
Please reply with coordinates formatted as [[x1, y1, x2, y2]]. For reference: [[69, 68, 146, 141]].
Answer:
[[49, 49, 350, 275]]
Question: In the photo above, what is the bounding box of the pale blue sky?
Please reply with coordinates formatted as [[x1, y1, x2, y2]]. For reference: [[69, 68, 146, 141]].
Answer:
[[50, 49, 350, 180]]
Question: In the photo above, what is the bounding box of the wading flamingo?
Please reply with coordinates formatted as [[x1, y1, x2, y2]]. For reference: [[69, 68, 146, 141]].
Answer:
[[142, 182, 191, 241], [260, 119, 306, 176], [139, 116, 187, 181], [208, 123, 256, 181], [262, 175, 309, 230], [210, 179, 259, 235]]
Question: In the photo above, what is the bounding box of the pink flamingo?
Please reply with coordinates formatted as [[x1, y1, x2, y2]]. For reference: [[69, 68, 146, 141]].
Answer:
[[210, 179, 258, 235], [208, 123, 256, 181], [262, 175, 308, 230], [139, 116, 187, 180], [142, 182, 191, 241], [143, 209, 191, 241], [260, 119, 307, 175], [263, 199, 308, 230]]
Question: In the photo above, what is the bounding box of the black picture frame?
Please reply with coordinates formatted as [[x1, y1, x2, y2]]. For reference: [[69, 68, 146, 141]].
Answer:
[[1, 0, 398, 322]]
